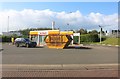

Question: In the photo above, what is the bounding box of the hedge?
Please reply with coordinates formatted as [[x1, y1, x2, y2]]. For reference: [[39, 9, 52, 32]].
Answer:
[[80, 34, 99, 43], [1, 36, 21, 42], [2, 36, 11, 42]]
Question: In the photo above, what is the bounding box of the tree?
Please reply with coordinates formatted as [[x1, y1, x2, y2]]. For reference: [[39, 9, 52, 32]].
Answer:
[[18, 27, 52, 37], [19, 28, 30, 36], [89, 30, 98, 34], [77, 28, 87, 34]]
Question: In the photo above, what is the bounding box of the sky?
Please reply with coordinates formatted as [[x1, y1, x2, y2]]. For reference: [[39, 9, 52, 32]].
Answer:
[[0, 2, 118, 34], [0, 0, 119, 2]]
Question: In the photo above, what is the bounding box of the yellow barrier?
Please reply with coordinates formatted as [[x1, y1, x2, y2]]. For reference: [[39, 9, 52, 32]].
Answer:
[[45, 34, 72, 49]]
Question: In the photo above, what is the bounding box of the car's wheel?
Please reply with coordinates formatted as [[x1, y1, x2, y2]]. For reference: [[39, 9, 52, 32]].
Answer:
[[33, 45, 36, 48], [16, 43, 19, 47], [26, 44, 29, 48]]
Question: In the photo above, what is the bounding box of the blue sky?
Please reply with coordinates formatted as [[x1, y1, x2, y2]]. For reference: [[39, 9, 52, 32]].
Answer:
[[0, 0, 119, 2], [0, 2, 118, 33], [1, 2, 118, 15]]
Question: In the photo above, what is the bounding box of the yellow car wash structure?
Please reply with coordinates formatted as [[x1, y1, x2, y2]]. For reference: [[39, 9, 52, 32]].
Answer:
[[29, 30, 74, 49]]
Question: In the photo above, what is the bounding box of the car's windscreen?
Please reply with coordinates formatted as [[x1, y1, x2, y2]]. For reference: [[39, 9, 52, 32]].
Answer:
[[25, 39, 30, 42]]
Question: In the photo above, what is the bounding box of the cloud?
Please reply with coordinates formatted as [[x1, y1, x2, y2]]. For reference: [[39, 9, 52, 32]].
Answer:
[[0, 9, 118, 34]]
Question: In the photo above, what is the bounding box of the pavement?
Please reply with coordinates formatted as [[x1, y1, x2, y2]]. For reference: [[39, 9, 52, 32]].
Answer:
[[0, 43, 2, 51], [1, 63, 119, 77], [88, 43, 119, 47], [2, 70, 118, 77]]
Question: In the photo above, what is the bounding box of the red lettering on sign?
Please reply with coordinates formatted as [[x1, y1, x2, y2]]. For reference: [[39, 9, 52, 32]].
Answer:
[[40, 32, 47, 35]]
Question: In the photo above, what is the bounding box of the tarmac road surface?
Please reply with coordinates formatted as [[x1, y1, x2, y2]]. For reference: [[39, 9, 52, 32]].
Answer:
[[1, 43, 119, 77], [2, 43, 118, 64]]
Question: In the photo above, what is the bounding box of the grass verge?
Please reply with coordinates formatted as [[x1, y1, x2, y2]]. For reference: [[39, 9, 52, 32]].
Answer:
[[81, 37, 120, 46], [101, 37, 120, 46]]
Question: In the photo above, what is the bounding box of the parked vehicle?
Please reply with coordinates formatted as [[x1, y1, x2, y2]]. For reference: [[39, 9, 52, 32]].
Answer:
[[14, 38, 37, 48]]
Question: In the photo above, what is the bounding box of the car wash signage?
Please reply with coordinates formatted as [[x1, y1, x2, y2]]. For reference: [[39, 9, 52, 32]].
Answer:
[[39, 31, 48, 35]]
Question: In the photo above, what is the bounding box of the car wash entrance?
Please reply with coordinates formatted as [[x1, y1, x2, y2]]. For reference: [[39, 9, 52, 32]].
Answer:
[[73, 33, 80, 44], [29, 30, 49, 46]]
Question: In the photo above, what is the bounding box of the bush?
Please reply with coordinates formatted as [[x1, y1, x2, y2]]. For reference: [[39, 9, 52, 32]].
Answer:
[[2, 36, 11, 42], [80, 34, 99, 43], [2, 35, 21, 42]]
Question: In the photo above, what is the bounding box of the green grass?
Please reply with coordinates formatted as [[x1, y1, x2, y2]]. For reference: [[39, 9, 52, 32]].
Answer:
[[101, 37, 120, 46], [81, 37, 120, 46]]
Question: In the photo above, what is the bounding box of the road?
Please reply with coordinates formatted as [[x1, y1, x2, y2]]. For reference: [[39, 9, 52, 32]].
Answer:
[[1, 43, 119, 77], [2, 43, 118, 64]]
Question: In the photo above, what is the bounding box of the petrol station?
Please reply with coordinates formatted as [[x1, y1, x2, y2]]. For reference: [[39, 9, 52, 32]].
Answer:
[[29, 30, 80, 49], [29, 21, 80, 48]]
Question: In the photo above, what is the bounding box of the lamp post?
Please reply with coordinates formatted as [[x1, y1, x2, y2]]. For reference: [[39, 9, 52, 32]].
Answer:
[[99, 25, 102, 44], [7, 16, 9, 32], [67, 23, 69, 30], [67, 23, 69, 33]]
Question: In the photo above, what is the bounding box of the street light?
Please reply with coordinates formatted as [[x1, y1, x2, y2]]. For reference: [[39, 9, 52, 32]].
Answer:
[[99, 25, 102, 44], [7, 16, 9, 32], [67, 23, 69, 30], [67, 23, 69, 35]]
